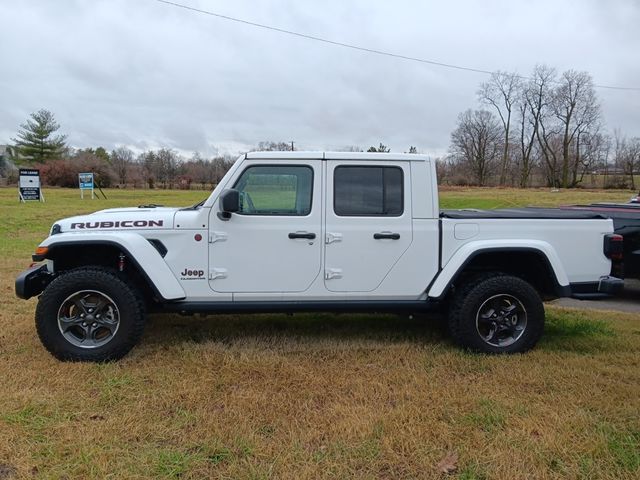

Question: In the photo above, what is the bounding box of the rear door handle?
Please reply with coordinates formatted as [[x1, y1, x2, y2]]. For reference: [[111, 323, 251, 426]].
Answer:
[[288, 232, 316, 239], [373, 232, 400, 240]]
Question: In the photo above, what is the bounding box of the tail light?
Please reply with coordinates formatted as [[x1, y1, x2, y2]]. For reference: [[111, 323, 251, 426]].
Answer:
[[604, 234, 623, 260]]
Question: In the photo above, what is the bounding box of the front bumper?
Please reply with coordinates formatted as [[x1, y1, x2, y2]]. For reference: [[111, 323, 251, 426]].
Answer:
[[570, 275, 624, 299], [15, 264, 53, 300]]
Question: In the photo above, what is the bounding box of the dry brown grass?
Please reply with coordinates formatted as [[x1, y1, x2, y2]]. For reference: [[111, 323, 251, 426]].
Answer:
[[1, 187, 639, 479]]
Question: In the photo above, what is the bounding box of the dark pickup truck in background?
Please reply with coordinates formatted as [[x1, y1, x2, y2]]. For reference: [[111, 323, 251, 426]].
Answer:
[[562, 203, 640, 282]]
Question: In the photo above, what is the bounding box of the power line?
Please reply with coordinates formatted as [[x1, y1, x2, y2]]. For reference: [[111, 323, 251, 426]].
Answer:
[[154, 0, 640, 92]]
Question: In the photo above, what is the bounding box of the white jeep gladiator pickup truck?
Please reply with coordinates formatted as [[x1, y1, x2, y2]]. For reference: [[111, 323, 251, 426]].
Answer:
[[16, 152, 623, 361]]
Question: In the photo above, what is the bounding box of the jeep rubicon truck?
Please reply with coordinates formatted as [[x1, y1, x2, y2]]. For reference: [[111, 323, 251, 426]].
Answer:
[[16, 152, 623, 361]]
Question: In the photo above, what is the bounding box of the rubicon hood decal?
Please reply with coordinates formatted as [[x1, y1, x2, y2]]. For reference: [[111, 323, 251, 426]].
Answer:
[[55, 207, 177, 233], [71, 220, 164, 229]]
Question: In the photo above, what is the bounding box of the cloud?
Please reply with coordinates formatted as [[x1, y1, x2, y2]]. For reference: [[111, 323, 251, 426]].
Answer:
[[1, 0, 639, 157]]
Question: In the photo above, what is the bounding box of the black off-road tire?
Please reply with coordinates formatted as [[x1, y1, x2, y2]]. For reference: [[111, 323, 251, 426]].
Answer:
[[448, 273, 544, 354], [35, 267, 146, 361]]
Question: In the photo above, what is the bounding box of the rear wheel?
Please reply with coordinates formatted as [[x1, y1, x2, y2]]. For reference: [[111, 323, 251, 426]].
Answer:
[[36, 267, 145, 361], [448, 274, 544, 354]]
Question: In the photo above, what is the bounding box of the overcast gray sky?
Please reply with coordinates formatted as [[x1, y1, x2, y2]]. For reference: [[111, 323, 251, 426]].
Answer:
[[1, 0, 639, 157]]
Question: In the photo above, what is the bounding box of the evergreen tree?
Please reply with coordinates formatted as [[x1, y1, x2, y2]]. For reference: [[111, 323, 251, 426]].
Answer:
[[12, 109, 67, 162], [367, 143, 390, 153], [95, 147, 109, 163]]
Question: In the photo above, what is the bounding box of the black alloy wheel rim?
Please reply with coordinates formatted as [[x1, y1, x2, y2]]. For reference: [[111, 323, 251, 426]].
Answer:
[[57, 290, 120, 348], [475, 294, 527, 347]]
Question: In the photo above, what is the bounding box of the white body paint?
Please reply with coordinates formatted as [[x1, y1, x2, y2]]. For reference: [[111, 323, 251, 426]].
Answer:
[[40, 152, 615, 304]]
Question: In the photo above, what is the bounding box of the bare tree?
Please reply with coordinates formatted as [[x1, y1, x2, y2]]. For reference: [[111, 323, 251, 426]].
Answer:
[[211, 155, 234, 186], [552, 70, 600, 187], [72, 148, 116, 187], [126, 162, 143, 189], [434, 157, 449, 184], [613, 131, 640, 189], [571, 118, 602, 187], [537, 121, 563, 187], [184, 152, 209, 189], [110, 147, 134, 186], [450, 109, 502, 186], [446, 65, 625, 189], [478, 71, 521, 186], [578, 131, 609, 186], [517, 65, 555, 187], [140, 151, 157, 188], [628, 138, 640, 190], [256, 141, 293, 151], [155, 148, 182, 188]]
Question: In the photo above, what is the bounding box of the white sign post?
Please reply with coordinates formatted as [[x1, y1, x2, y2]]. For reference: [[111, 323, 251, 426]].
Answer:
[[79, 172, 95, 199], [19, 168, 44, 202]]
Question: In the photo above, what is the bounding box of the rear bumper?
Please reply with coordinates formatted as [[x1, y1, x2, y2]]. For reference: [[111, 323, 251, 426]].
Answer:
[[15, 264, 53, 300], [569, 276, 624, 299]]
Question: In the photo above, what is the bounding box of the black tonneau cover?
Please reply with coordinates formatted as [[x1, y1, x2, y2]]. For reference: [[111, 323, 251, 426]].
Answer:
[[440, 207, 606, 220]]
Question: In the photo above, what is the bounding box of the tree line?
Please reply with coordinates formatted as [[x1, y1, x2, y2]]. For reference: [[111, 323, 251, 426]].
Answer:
[[0, 112, 419, 189], [1, 111, 281, 189], [445, 65, 640, 188], [3, 72, 638, 190]]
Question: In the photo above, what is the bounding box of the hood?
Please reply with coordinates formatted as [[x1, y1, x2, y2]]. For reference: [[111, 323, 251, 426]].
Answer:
[[53, 206, 178, 234]]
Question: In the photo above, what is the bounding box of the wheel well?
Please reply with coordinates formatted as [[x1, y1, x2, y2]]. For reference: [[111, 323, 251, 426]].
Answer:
[[452, 250, 562, 300], [46, 244, 157, 303]]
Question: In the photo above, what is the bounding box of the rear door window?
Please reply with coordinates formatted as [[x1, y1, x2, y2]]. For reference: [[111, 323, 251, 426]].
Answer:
[[334, 166, 403, 216]]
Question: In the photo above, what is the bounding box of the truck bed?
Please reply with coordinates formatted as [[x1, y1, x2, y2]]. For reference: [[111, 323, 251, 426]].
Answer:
[[442, 203, 640, 281]]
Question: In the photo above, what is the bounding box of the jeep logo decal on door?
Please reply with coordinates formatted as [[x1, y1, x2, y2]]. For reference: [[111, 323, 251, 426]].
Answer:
[[180, 268, 205, 280]]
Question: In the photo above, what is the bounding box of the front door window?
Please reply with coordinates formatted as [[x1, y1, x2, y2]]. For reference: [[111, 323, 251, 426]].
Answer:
[[233, 165, 313, 216]]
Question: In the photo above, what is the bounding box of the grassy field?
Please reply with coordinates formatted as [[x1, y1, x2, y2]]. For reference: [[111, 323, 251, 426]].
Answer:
[[1, 186, 639, 479]]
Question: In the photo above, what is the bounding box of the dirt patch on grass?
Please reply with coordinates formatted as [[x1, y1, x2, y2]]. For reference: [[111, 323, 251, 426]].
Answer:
[[0, 464, 17, 480]]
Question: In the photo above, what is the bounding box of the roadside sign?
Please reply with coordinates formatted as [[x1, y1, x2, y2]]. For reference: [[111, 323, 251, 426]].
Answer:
[[19, 169, 44, 202], [79, 172, 95, 199]]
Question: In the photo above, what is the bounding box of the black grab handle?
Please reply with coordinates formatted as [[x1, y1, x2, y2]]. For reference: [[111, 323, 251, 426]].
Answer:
[[288, 232, 316, 239], [373, 232, 400, 240]]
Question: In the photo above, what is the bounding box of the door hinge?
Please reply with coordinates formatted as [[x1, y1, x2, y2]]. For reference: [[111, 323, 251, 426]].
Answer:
[[325, 268, 343, 280], [325, 232, 343, 244], [209, 231, 228, 243], [209, 268, 228, 280]]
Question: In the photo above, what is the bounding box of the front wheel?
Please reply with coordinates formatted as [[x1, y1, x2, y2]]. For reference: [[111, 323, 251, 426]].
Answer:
[[448, 274, 544, 354], [36, 267, 146, 361]]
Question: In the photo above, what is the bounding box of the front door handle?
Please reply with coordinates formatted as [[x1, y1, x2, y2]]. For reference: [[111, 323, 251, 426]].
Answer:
[[288, 232, 316, 240], [373, 232, 400, 240]]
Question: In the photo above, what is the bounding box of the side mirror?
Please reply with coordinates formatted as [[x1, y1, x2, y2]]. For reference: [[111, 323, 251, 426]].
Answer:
[[218, 189, 240, 220]]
